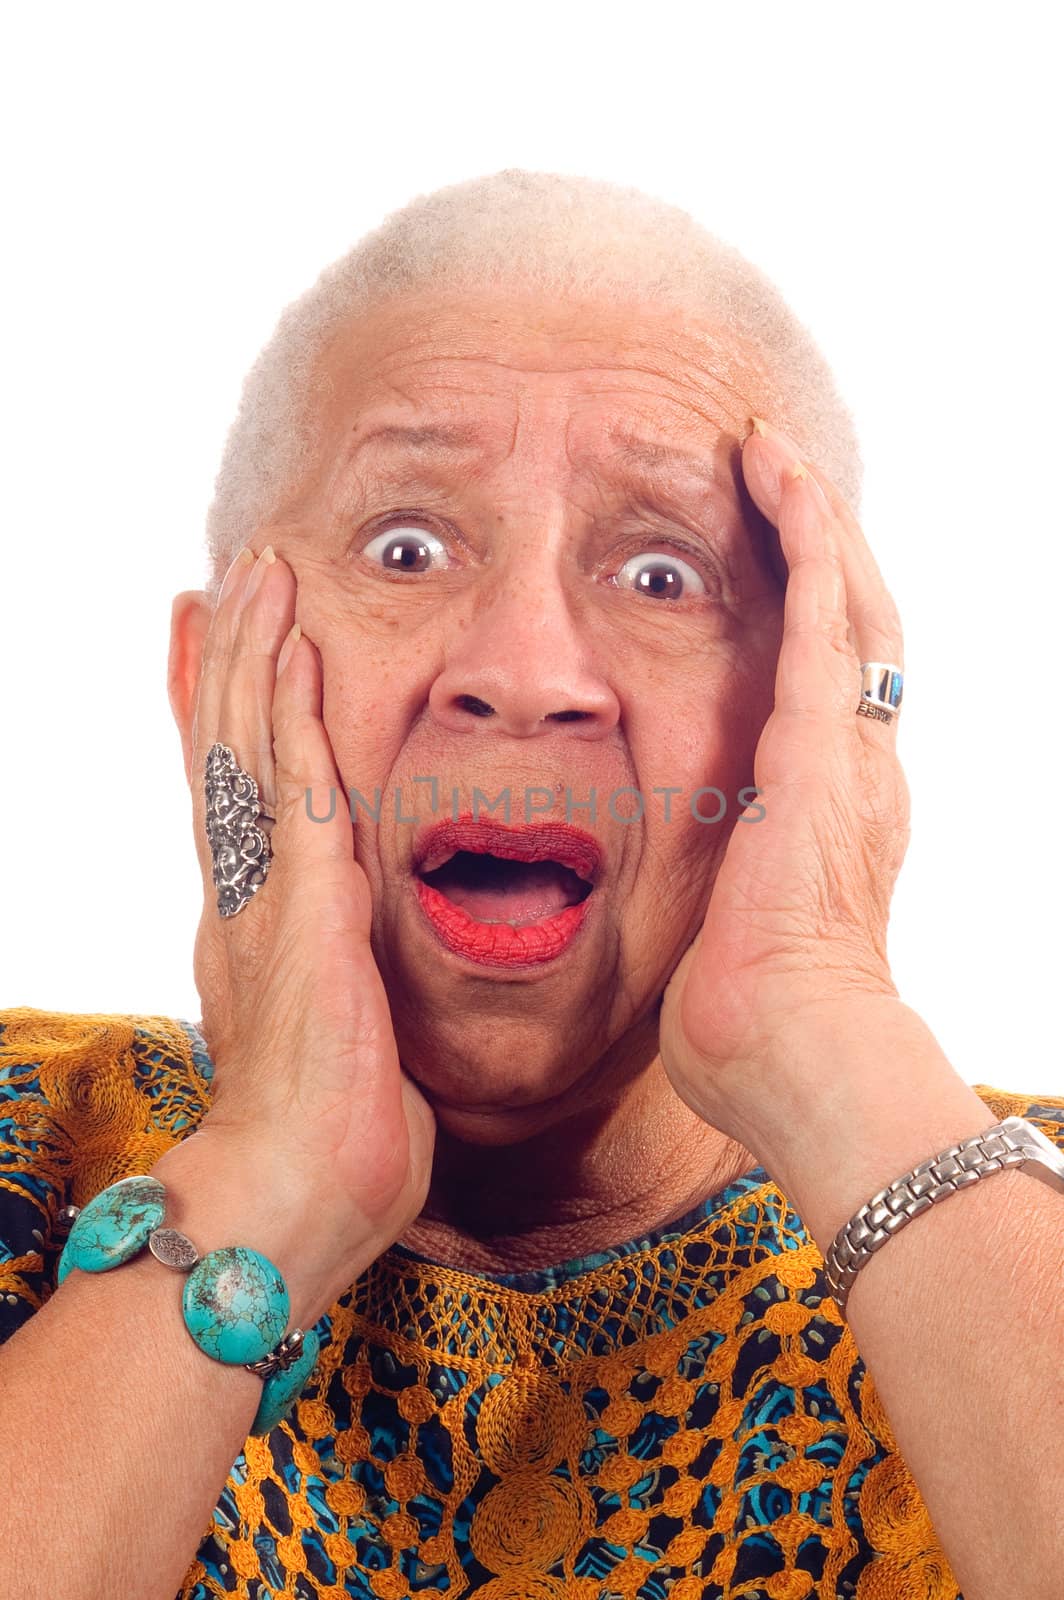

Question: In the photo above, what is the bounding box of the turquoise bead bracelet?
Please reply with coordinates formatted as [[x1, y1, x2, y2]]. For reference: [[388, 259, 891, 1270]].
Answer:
[[55, 1175, 321, 1436]]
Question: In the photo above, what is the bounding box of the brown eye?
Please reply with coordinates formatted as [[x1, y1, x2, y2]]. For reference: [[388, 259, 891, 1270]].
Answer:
[[614, 550, 706, 600], [362, 525, 450, 573]]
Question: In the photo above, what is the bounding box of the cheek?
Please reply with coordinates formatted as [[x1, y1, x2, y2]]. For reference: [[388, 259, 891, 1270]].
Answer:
[[713, 658, 777, 779], [632, 637, 774, 793], [318, 645, 417, 793], [620, 635, 778, 911], [712, 605, 783, 757]]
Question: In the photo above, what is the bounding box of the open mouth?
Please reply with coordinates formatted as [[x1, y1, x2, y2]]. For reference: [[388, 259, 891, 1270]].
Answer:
[[410, 819, 602, 966], [417, 851, 594, 928]]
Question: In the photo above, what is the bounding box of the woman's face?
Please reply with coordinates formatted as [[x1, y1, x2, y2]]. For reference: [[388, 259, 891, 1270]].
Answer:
[[240, 287, 786, 1138]]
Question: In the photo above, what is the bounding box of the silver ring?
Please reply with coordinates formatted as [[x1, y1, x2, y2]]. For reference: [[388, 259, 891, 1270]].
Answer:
[[857, 661, 903, 724], [204, 742, 274, 918]]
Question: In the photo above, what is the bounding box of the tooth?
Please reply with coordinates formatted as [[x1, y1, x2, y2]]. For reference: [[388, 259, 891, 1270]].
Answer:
[[419, 849, 456, 873]]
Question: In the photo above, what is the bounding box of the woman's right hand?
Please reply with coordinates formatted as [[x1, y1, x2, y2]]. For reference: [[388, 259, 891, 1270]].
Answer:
[[155, 543, 436, 1319]]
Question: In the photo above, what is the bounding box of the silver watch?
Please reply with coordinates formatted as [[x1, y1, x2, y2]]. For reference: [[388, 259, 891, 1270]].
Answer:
[[822, 1115, 1064, 1316]]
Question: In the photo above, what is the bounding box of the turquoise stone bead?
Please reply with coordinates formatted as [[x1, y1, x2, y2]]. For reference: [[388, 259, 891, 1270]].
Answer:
[[250, 1329, 321, 1436], [56, 1241, 75, 1285], [63, 1176, 166, 1274], [182, 1247, 290, 1366]]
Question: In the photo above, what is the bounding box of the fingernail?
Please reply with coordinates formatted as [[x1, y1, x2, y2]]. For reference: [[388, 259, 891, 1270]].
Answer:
[[277, 621, 301, 675], [790, 457, 831, 509], [219, 545, 255, 602], [242, 544, 276, 606], [750, 416, 805, 471]]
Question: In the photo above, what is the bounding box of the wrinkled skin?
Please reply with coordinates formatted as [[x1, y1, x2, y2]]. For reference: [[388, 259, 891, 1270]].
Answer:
[[169, 288, 793, 1270]]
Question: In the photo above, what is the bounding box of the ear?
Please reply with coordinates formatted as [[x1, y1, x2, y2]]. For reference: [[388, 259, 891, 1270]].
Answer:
[[168, 590, 212, 786]]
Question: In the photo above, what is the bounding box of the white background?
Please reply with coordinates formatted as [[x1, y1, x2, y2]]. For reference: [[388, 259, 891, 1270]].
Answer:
[[2, 2, 1060, 1096]]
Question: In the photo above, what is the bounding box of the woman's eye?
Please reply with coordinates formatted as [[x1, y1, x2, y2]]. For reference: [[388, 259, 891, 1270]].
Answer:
[[613, 549, 707, 601], [361, 525, 451, 574]]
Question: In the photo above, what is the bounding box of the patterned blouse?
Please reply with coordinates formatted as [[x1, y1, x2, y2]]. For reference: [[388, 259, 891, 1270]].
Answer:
[[3, 1006, 1062, 1600]]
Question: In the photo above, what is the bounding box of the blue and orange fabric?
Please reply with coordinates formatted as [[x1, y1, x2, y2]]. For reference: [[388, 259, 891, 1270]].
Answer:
[[3, 1006, 1062, 1598]]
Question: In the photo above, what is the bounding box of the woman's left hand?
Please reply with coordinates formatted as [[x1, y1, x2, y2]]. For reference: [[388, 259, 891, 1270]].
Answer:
[[658, 420, 911, 1153]]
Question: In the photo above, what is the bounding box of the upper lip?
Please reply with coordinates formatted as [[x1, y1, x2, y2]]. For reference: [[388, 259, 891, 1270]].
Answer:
[[412, 816, 604, 885]]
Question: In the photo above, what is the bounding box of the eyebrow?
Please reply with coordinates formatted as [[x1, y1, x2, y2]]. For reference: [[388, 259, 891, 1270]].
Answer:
[[350, 421, 490, 461], [607, 426, 722, 490], [350, 419, 724, 489]]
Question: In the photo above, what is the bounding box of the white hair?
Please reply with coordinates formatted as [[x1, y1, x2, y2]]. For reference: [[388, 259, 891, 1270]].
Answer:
[[204, 168, 862, 598]]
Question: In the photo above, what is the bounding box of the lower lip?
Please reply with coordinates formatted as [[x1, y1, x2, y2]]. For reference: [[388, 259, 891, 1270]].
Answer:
[[413, 879, 594, 967]]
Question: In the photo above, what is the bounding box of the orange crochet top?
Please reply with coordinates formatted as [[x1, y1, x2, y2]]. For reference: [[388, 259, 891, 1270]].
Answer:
[[3, 1006, 1062, 1600]]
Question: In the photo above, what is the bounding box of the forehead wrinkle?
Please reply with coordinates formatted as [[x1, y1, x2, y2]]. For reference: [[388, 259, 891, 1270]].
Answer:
[[334, 410, 758, 582], [347, 333, 750, 433], [334, 291, 761, 413], [348, 413, 730, 490], [600, 424, 722, 490], [337, 420, 496, 507], [349, 419, 494, 461], [342, 441, 746, 584]]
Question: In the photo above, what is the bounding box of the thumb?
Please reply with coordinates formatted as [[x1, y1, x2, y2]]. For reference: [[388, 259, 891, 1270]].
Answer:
[[399, 1072, 437, 1184]]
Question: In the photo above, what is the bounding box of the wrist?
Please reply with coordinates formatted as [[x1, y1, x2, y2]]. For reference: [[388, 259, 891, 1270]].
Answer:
[[750, 993, 927, 1136], [58, 1157, 338, 1440], [148, 1132, 367, 1330], [745, 997, 1000, 1251]]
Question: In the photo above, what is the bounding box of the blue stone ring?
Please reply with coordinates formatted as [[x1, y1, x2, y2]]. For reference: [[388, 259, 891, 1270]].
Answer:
[[857, 661, 903, 725]]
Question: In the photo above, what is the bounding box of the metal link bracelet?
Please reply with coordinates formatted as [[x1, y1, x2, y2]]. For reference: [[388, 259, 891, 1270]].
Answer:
[[822, 1115, 1064, 1317]]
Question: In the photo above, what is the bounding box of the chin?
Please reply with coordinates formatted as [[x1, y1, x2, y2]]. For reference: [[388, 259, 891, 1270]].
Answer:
[[388, 956, 662, 1133], [398, 1025, 598, 1134], [418, 1090, 581, 1149], [399, 1010, 659, 1154], [409, 1047, 578, 1112]]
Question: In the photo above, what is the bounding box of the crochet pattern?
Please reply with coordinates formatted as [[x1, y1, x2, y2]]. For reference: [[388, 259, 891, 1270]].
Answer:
[[3, 1006, 1062, 1599]]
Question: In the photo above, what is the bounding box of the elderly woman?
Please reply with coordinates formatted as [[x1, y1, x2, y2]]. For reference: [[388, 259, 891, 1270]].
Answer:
[[1, 169, 1062, 1600]]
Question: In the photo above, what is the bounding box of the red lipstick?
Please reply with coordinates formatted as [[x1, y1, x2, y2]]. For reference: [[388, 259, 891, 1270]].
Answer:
[[410, 816, 602, 968]]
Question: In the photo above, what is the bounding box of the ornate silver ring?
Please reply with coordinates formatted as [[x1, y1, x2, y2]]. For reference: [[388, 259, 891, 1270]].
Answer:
[[204, 742, 274, 918]]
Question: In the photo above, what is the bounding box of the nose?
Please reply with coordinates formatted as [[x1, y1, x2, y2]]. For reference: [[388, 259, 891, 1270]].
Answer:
[[427, 563, 621, 741]]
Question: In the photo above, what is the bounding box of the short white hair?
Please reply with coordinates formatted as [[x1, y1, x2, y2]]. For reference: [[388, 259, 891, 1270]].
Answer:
[[204, 168, 862, 598]]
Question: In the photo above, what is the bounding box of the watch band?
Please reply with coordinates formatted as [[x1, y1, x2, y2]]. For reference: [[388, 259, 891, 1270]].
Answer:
[[822, 1115, 1064, 1316]]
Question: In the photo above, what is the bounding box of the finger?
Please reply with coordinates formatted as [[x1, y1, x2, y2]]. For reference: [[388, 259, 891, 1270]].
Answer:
[[803, 462, 904, 691], [217, 546, 295, 820], [743, 422, 904, 739], [269, 622, 361, 883], [771, 465, 861, 734], [794, 461, 905, 743], [187, 545, 258, 897], [743, 420, 904, 678], [269, 623, 405, 1117], [742, 426, 858, 657], [191, 545, 256, 769]]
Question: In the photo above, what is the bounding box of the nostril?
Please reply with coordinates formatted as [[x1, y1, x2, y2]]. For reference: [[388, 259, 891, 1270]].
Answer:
[[548, 710, 592, 723], [456, 695, 495, 717]]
